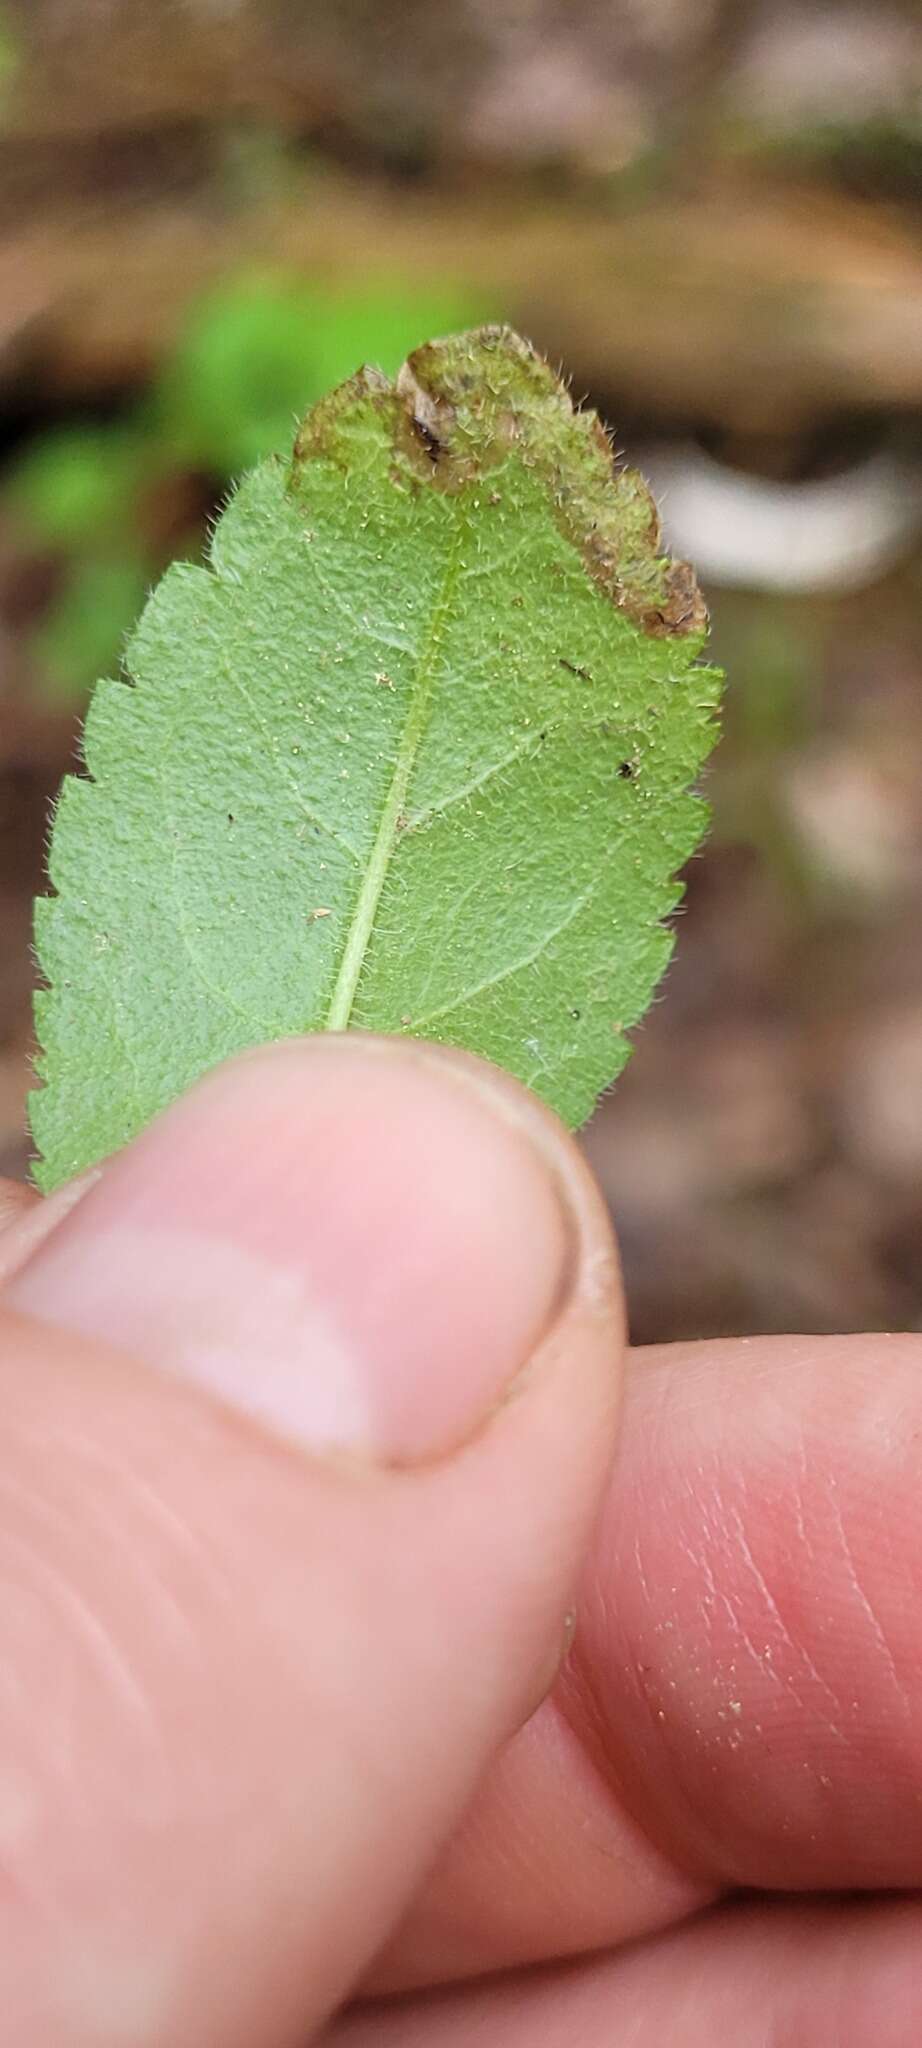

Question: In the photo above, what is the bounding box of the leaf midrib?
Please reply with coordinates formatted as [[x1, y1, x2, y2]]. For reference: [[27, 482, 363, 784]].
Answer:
[[323, 507, 467, 1030]]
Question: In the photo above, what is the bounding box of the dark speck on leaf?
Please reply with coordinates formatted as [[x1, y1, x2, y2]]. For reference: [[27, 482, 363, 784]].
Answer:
[[560, 658, 593, 681], [618, 761, 635, 780], [412, 415, 442, 464]]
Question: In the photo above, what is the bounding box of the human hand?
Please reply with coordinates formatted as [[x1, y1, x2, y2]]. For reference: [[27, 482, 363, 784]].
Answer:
[[0, 1037, 918, 2045]]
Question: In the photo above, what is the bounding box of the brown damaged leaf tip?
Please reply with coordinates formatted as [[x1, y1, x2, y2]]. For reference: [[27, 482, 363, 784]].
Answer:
[[293, 325, 707, 641]]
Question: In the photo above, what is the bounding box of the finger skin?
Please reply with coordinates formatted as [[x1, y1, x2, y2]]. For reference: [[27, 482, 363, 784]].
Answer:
[[373, 1332, 922, 1990], [331, 1898, 922, 2048], [0, 1043, 623, 2047], [583, 1335, 922, 1890], [0, 1172, 96, 1287], [0, 1306, 616, 2048], [0, 1178, 39, 1241]]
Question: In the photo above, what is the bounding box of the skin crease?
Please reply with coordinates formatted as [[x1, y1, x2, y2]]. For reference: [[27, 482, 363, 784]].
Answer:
[[0, 1040, 920, 2046]]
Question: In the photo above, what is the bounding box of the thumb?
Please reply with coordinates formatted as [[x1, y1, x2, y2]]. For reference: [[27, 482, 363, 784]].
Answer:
[[1, 1037, 623, 2048]]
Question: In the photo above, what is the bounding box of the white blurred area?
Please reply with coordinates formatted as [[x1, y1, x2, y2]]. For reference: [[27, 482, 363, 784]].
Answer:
[[640, 442, 922, 594]]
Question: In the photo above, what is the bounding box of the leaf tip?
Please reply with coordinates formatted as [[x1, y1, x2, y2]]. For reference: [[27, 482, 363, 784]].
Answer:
[[291, 323, 709, 641]]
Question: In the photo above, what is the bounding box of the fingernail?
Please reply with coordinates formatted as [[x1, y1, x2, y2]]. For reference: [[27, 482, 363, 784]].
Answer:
[[11, 1039, 579, 1462]]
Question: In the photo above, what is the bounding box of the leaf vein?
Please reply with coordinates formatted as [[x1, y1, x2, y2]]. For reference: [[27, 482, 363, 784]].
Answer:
[[324, 511, 469, 1029], [405, 723, 569, 835], [412, 877, 598, 1031]]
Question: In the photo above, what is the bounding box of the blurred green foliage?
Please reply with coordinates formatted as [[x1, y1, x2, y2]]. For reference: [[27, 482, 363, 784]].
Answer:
[[708, 592, 826, 905], [3, 271, 490, 697], [725, 602, 819, 756], [0, 2, 19, 98], [32, 557, 150, 700], [5, 425, 145, 548]]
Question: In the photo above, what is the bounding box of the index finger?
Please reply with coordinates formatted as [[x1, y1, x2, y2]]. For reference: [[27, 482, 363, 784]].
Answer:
[[374, 1332, 922, 1990]]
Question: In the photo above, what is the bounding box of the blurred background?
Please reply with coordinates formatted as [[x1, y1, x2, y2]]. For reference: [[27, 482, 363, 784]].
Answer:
[[1, 0, 921, 1341]]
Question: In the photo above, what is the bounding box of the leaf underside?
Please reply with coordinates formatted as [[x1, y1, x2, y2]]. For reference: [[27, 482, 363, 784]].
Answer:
[[31, 325, 722, 1191]]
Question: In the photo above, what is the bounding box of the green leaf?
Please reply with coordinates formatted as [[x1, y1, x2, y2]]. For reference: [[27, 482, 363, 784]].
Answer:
[[31, 326, 722, 1192]]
